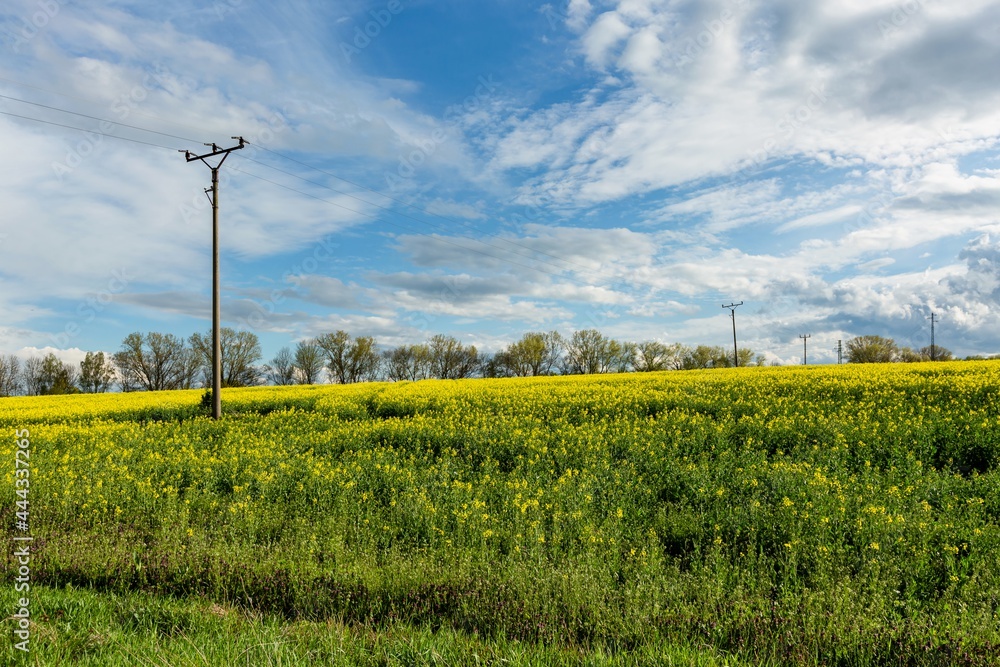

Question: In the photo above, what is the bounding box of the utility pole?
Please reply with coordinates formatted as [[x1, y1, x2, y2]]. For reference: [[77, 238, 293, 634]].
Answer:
[[722, 302, 743, 367], [181, 137, 245, 419], [836, 339, 843, 365], [799, 334, 811, 365], [928, 312, 938, 361]]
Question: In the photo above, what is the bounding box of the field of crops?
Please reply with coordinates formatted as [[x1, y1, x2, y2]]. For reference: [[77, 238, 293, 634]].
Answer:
[[2, 362, 999, 665]]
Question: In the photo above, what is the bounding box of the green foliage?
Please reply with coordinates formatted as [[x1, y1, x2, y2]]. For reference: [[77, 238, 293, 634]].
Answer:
[[847, 335, 898, 363]]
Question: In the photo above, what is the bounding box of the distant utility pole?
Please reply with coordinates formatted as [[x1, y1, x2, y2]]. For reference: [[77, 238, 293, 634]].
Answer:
[[836, 339, 843, 365], [928, 312, 939, 361], [722, 302, 743, 367], [181, 137, 245, 420], [800, 334, 811, 365]]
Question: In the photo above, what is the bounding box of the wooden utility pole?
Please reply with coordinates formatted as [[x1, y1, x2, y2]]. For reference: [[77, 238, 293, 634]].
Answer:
[[181, 137, 244, 419], [722, 302, 743, 367]]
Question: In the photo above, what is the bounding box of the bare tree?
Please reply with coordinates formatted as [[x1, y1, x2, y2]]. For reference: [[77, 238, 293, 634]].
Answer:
[[681, 345, 731, 369], [22, 357, 45, 396], [634, 341, 685, 372], [264, 347, 296, 385], [189, 328, 262, 388], [78, 351, 115, 393], [0, 355, 22, 397], [563, 329, 621, 375], [383, 344, 433, 382], [293, 339, 325, 385], [429, 334, 480, 379], [112, 332, 191, 391]]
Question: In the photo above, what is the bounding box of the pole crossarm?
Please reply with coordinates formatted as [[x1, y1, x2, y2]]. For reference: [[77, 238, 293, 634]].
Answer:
[[181, 136, 245, 164]]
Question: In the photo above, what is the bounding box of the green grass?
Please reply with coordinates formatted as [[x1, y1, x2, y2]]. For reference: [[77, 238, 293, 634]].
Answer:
[[1, 585, 745, 666]]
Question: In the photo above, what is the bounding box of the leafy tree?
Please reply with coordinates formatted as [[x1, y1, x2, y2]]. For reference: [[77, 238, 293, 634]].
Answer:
[[897, 347, 925, 363], [383, 344, 433, 382], [293, 339, 325, 385], [502, 331, 564, 377], [316, 330, 380, 384], [264, 347, 296, 386], [113, 332, 191, 391], [846, 335, 898, 363], [429, 334, 480, 379], [78, 351, 115, 393], [39, 353, 79, 395], [737, 348, 766, 367], [0, 354, 21, 397]]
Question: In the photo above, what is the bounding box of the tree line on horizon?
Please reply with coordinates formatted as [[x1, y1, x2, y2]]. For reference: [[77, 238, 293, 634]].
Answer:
[[0, 329, 983, 398]]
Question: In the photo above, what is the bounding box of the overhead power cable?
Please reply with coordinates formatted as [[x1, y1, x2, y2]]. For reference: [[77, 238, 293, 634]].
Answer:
[[0, 81, 631, 279], [0, 94, 731, 303]]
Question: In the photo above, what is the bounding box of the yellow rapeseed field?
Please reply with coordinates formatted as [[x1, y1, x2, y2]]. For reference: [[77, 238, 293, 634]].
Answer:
[[1, 361, 998, 664]]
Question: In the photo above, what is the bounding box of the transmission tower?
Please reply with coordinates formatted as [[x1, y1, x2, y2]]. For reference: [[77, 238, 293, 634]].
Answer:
[[928, 312, 939, 361]]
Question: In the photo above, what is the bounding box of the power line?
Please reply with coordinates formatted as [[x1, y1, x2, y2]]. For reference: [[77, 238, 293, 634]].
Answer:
[[0, 74, 214, 136], [1, 96, 732, 306], [0, 76, 616, 275], [0, 110, 182, 151], [0, 94, 613, 282], [0, 88, 680, 286], [0, 93, 205, 145], [2, 104, 576, 281]]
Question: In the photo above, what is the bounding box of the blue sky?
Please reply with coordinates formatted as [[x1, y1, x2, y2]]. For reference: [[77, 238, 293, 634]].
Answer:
[[2, 0, 1000, 368]]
